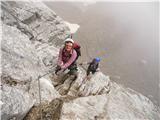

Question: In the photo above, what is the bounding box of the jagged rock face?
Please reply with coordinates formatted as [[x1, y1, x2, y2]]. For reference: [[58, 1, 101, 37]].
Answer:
[[52, 67, 110, 97], [61, 82, 160, 120], [1, 1, 70, 71], [1, 24, 41, 120], [107, 82, 160, 120], [1, 1, 69, 120], [2, 24, 42, 83], [34, 68, 159, 120], [61, 94, 109, 120], [72, 69, 110, 97], [1, 1, 70, 46], [1, 1, 160, 120], [24, 69, 112, 120], [1, 84, 35, 120], [29, 77, 60, 105]]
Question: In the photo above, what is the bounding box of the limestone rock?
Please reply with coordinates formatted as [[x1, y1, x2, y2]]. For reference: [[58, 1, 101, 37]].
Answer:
[[61, 82, 160, 120], [1, 1, 70, 46], [29, 77, 60, 105], [1, 85, 35, 120], [1, 1, 69, 120], [68, 68, 110, 97], [2, 24, 43, 83]]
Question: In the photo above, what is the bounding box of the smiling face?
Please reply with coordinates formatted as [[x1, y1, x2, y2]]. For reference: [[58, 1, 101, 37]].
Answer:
[[65, 42, 73, 52]]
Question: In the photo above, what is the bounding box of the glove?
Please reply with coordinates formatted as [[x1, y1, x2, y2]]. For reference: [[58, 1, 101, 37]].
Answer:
[[55, 65, 61, 75]]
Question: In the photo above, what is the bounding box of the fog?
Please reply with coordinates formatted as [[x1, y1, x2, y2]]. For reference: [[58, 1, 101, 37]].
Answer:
[[45, 2, 159, 106]]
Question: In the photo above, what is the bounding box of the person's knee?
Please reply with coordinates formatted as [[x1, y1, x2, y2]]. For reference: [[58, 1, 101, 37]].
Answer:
[[69, 70, 78, 79], [71, 71, 78, 77]]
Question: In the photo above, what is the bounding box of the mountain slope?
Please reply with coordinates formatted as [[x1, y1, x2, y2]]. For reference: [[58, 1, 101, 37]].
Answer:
[[1, 1, 159, 120]]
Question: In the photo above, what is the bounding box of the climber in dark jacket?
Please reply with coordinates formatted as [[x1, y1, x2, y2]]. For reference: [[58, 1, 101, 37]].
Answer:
[[86, 57, 101, 76], [79, 57, 101, 77]]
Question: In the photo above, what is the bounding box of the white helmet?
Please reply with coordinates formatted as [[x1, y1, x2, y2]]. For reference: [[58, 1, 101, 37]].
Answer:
[[65, 38, 74, 44]]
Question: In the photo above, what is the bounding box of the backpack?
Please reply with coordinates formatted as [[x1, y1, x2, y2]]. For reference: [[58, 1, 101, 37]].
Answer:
[[73, 42, 81, 60]]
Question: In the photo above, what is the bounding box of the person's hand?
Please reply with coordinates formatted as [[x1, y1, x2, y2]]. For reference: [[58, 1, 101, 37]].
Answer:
[[55, 65, 61, 75], [56, 65, 61, 70]]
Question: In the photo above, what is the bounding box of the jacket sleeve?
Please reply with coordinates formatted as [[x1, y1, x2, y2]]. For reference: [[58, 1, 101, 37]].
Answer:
[[96, 63, 99, 69], [57, 48, 63, 66], [61, 50, 77, 69]]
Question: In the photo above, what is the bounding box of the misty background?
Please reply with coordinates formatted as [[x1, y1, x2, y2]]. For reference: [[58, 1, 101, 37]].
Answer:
[[44, 2, 159, 106]]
